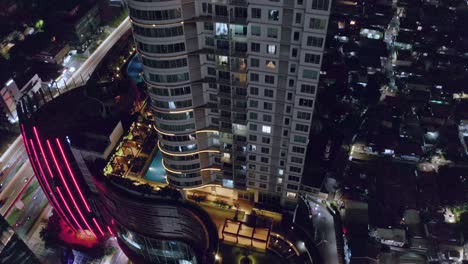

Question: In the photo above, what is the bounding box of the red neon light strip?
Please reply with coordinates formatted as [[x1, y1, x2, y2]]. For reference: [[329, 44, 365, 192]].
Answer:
[[33, 127, 54, 178], [93, 218, 105, 236], [47, 140, 96, 237], [30, 139, 80, 232], [24, 127, 77, 232], [56, 138, 91, 212], [56, 187, 84, 231], [106, 226, 114, 236]]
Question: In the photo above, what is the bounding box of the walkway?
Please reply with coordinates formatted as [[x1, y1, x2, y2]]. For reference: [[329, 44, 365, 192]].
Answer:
[[306, 195, 339, 264]]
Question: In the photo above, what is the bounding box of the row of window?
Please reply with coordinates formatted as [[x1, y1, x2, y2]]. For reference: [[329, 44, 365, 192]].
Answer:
[[168, 178, 202, 187], [249, 100, 274, 111], [167, 171, 201, 179], [160, 142, 197, 152], [163, 153, 199, 162], [250, 73, 275, 84], [150, 86, 191, 97], [298, 98, 314, 107], [250, 58, 278, 71], [133, 25, 183, 38], [249, 112, 273, 123], [129, 8, 181, 21], [251, 8, 280, 21], [293, 135, 308, 144], [156, 122, 196, 132], [249, 87, 274, 98], [248, 154, 270, 164], [248, 144, 271, 154], [248, 135, 271, 144], [300, 84, 316, 94], [154, 111, 193, 121], [138, 42, 185, 54], [290, 156, 304, 164], [310, 18, 327, 30], [249, 123, 272, 134], [302, 69, 319, 80], [142, 57, 187, 69], [149, 72, 189, 83], [307, 36, 324, 48], [304, 53, 321, 64], [311, 0, 330, 11], [296, 111, 312, 120], [250, 25, 278, 39], [160, 134, 196, 142], [151, 99, 192, 109], [250, 43, 276, 54], [165, 162, 200, 171]]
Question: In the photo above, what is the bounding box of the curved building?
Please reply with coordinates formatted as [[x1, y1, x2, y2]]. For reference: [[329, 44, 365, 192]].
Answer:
[[129, 0, 220, 190], [96, 177, 218, 264], [17, 81, 137, 238], [17, 80, 218, 263], [128, 0, 331, 206]]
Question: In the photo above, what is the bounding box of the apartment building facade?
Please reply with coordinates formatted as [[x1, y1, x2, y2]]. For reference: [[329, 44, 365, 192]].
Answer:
[[128, 0, 330, 206]]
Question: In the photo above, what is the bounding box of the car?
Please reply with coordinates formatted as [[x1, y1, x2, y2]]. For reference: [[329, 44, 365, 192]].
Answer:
[[24, 178, 29, 183]]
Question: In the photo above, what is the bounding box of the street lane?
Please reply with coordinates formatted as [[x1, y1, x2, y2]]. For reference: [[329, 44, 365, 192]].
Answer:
[[63, 17, 131, 88], [0, 148, 28, 189], [0, 160, 35, 215], [306, 195, 339, 264], [15, 182, 48, 237], [0, 16, 132, 220], [0, 136, 22, 166]]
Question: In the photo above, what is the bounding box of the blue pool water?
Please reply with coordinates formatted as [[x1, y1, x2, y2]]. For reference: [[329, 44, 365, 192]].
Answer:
[[144, 151, 166, 184], [126, 55, 144, 84]]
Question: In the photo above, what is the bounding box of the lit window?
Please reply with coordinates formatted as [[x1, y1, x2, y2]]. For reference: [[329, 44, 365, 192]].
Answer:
[[268, 10, 279, 21], [278, 169, 284, 176], [277, 177, 283, 184], [187, 144, 196, 149], [215, 23, 228, 35], [266, 60, 276, 70], [218, 55, 228, 65], [286, 192, 297, 198], [302, 69, 318, 79], [267, 44, 277, 54], [262, 125, 271, 134]]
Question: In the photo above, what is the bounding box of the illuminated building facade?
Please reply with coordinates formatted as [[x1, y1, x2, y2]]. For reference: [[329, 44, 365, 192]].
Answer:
[[17, 81, 218, 263], [97, 178, 218, 264], [17, 81, 135, 239], [128, 0, 331, 205]]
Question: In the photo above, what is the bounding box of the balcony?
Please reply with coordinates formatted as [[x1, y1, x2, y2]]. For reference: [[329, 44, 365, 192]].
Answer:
[[230, 16, 248, 25], [228, 0, 248, 6]]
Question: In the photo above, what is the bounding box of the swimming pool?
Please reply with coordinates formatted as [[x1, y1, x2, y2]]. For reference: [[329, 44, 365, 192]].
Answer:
[[144, 151, 166, 184], [126, 54, 143, 84]]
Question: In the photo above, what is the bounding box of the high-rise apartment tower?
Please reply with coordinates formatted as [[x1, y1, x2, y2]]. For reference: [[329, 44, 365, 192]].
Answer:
[[128, 0, 330, 206]]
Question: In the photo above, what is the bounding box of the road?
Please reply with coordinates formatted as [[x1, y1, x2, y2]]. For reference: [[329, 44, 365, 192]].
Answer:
[[15, 183, 48, 237], [62, 17, 131, 88], [0, 159, 35, 215], [306, 196, 339, 264], [0, 136, 23, 166], [0, 16, 132, 262], [0, 138, 29, 189], [0, 16, 132, 219], [25, 205, 63, 264]]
